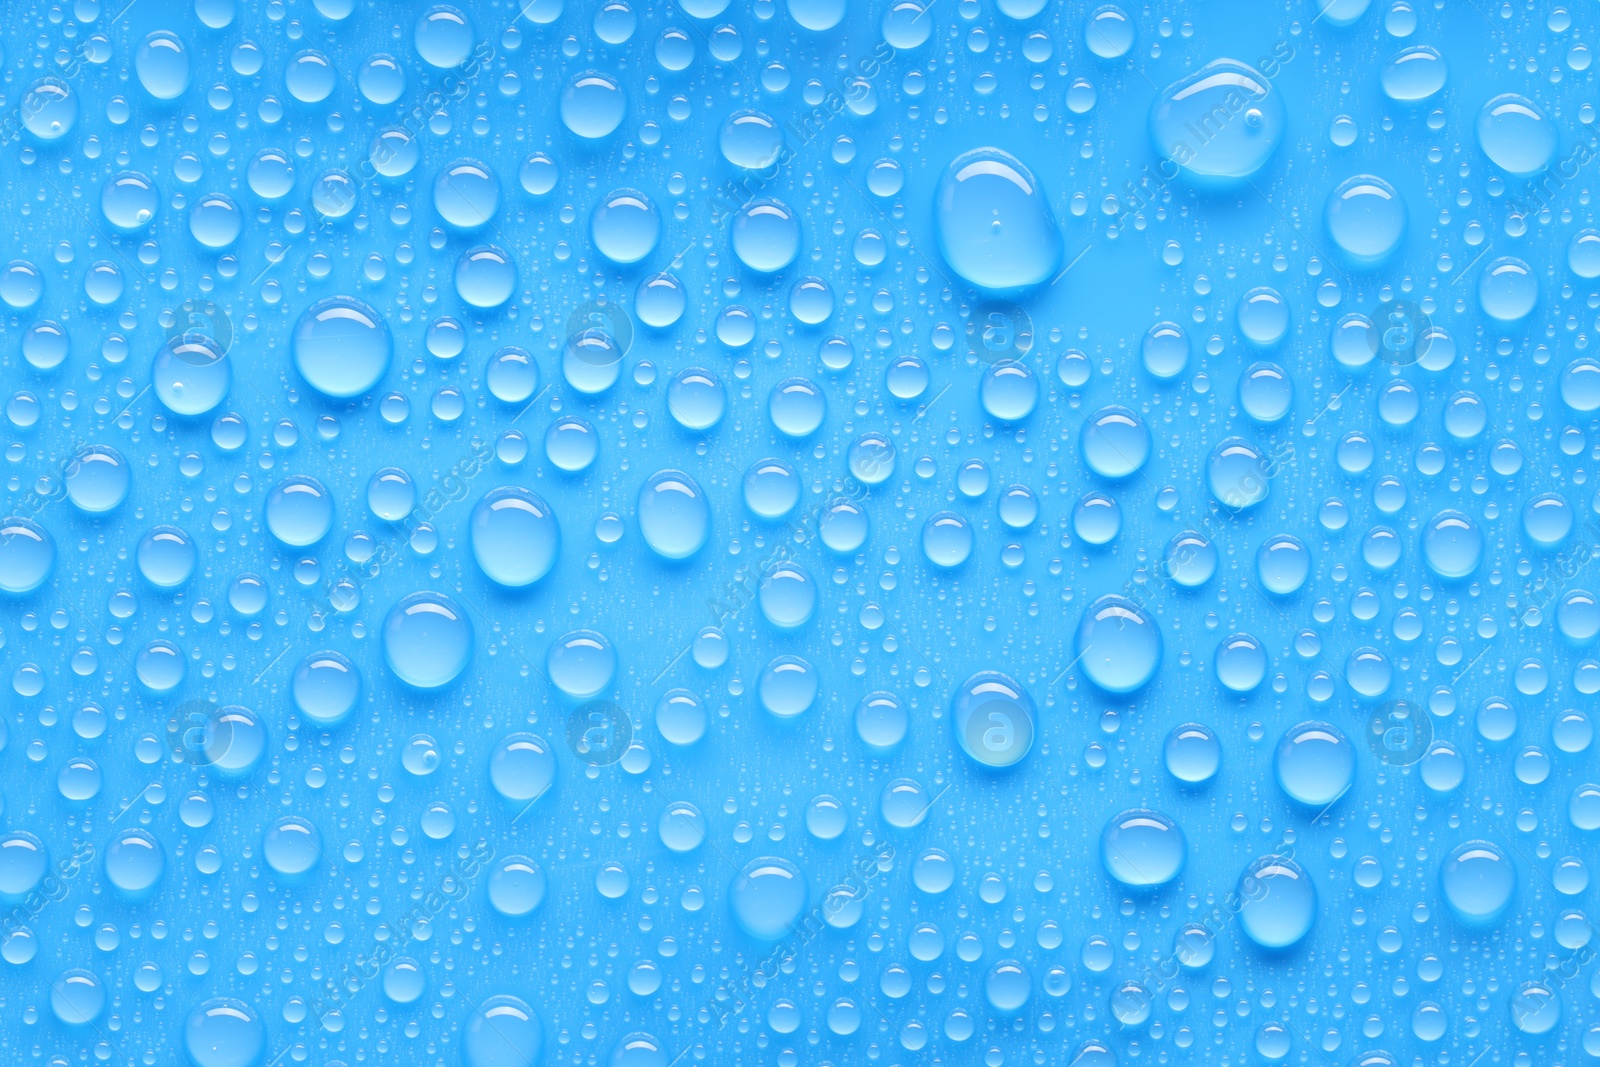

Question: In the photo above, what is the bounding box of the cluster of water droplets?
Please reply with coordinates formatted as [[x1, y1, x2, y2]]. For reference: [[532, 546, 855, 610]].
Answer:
[[0, 0, 1598, 1065]]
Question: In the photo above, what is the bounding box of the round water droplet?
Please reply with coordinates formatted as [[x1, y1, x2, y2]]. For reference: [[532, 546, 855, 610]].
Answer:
[[562, 329, 623, 395], [1326, 175, 1406, 264], [1478, 256, 1538, 322], [266, 476, 333, 547], [952, 671, 1035, 768], [610, 1032, 669, 1067], [247, 149, 295, 200], [855, 691, 906, 749], [488, 857, 547, 916], [562, 70, 626, 139], [292, 651, 361, 727], [730, 856, 807, 940], [381, 591, 473, 689], [1275, 721, 1354, 807], [986, 960, 1032, 1013], [285, 49, 336, 103], [487, 347, 540, 404], [464, 996, 543, 1067], [1080, 406, 1150, 478], [293, 297, 391, 399], [759, 655, 818, 718], [470, 487, 559, 587], [731, 197, 801, 273], [366, 467, 416, 522], [820, 498, 869, 554], [383, 958, 426, 1004], [1075, 595, 1162, 693], [490, 733, 555, 804], [0, 831, 47, 900], [51, 969, 105, 1026], [592, 188, 661, 265], [769, 377, 826, 437], [414, 5, 474, 68], [659, 800, 706, 852], [922, 512, 974, 569], [184, 998, 265, 1067], [153, 333, 231, 416], [1085, 5, 1134, 58], [1569, 230, 1600, 280], [1510, 983, 1560, 1035], [64, 446, 130, 513], [1524, 492, 1573, 547], [358, 54, 406, 105], [655, 689, 706, 746], [742, 459, 800, 520], [1141, 321, 1189, 378], [981, 360, 1038, 420], [137, 525, 195, 587], [547, 630, 617, 698], [759, 562, 818, 629], [636, 273, 686, 328], [1207, 437, 1270, 511], [720, 110, 783, 168], [848, 433, 896, 485], [1239, 362, 1292, 422], [1215, 632, 1267, 692], [1236, 287, 1289, 346], [1154, 536, 1213, 594], [546, 416, 598, 473], [104, 828, 164, 897], [263, 816, 321, 877], [1422, 509, 1482, 579], [456, 245, 517, 309], [205, 706, 266, 775], [882, 0, 933, 48], [23, 78, 77, 141], [0, 517, 53, 595], [668, 367, 726, 431], [433, 157, 500, 230], [1072, 493, 1121, 546], [1256, 534, 1310, 595], [1440, 840, 1515, 923], [1101, 809, 1185, 887]]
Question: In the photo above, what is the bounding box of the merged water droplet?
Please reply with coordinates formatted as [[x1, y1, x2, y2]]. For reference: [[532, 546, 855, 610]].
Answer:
[[1149, 59, 1286, 182], [933, 148, 1061, 290]]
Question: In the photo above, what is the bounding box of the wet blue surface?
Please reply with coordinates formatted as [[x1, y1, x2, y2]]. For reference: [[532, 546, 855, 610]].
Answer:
[[0, 0, 1598, 1065]]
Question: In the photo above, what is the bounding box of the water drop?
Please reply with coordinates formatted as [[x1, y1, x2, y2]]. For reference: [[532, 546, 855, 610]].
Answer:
[[1100, 809, 1185, 887], [933, 148, 1062, 290], [1075, 595, 1162, 693], [638, 470, 710, 560], [382, 591, 473, 688]]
